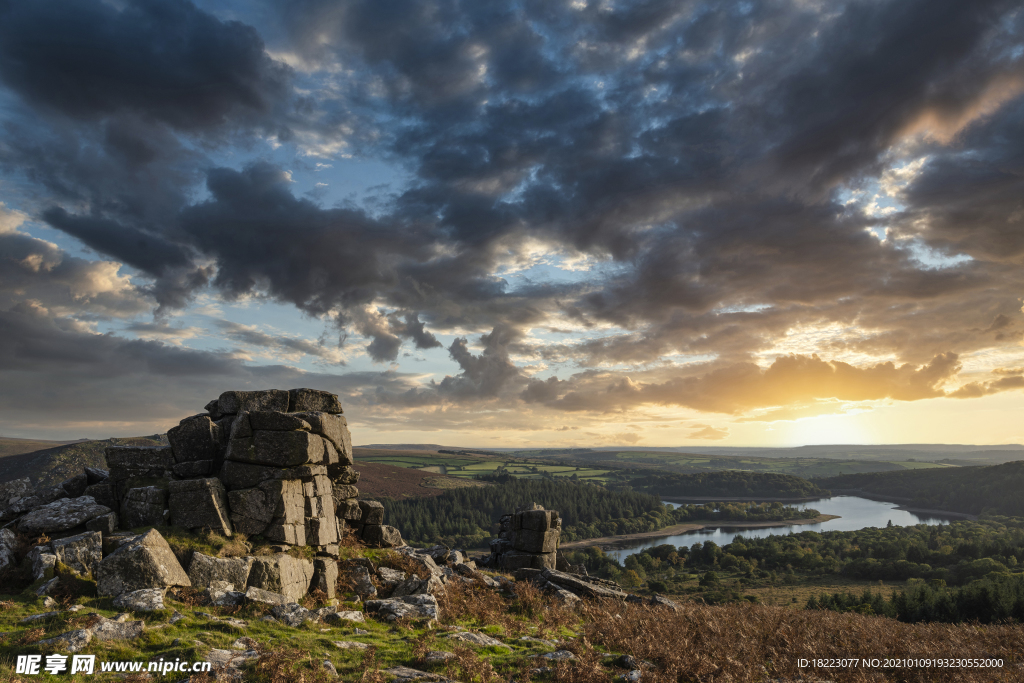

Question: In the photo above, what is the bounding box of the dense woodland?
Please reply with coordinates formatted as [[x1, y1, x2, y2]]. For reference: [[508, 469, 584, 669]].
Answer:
[[816, 460, 1024, 516], [621, 470, 828, 499], [381, 477, 816, 548], [807, 575, 1024, 624], [560, 517, 1024, 622]]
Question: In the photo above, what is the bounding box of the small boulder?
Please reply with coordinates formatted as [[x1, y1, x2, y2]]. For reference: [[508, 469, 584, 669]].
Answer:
[[0, 528, 17, 572], [248, 553, 314, 602], [188, 552, 253, 589], [288, 388, 344, 414], [244, 586, 291, 606], [95, 529, 190, 596], [85, 512, 118, 535], [51, 531, 103, 575], [90, 615, 145, 641], [270, 602, 312, 627], [37, 629, 92, 653], [364, 594, 439, 624], [113, 588, 167, 612], [60, 473, 89, 498]]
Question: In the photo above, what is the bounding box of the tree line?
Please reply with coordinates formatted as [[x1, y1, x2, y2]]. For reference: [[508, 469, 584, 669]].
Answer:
[[380, 476, 816, 548]]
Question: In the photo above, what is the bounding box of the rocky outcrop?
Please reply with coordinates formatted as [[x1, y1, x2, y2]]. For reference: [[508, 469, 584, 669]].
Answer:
[[0, 387, 404, 604], [482, 504, 561, 570]]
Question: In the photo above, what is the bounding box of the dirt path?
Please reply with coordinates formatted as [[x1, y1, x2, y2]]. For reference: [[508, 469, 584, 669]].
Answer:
[[559, 514, 841, 550]]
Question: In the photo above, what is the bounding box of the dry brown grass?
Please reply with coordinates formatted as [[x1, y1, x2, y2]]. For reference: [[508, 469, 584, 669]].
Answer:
[[359, 645, 386, 683], [169, 586, 206, 607], [436, 578, 578, 640], [549, 600, 1024, 683], [300, 587, 329, 609], [443, 645, 499, 683], [17, 628, 44, 645], [248, 643, 339, 683]]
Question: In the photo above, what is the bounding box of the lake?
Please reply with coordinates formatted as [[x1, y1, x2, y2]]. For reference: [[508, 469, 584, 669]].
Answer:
[[603, 496, 959, 563]]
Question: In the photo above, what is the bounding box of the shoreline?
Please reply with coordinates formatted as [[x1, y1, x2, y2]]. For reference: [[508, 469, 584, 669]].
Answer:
[[560, 514, 841, 550], [829, 489, 977, 520], [661, 495, 826, 503]]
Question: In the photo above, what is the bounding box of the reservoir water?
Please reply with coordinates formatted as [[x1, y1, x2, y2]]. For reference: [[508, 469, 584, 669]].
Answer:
[[604, 496, 959, 563]]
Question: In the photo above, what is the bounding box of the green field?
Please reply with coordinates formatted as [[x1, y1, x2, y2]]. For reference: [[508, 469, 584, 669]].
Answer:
[[521, 449, 954, 479], [354, 449, 613, 482]]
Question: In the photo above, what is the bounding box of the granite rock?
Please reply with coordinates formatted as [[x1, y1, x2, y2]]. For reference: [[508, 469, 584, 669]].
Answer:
[[95, 529, 191, 596], [17, 496, 112, 535]]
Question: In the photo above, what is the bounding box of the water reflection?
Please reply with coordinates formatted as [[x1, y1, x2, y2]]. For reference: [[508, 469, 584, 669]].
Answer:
[[604, 496, 958, 563]]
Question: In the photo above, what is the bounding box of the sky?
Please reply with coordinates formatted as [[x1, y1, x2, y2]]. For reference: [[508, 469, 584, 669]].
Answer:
[[1, 0, 1023, 447]]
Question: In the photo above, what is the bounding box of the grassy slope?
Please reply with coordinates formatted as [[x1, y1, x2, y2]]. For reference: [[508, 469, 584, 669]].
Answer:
[[0, 549, 1020, 683], [0, 436, 166, 488]]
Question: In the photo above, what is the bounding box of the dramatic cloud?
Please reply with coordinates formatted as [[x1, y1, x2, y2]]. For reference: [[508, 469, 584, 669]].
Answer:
[[0, 0, 1022, 441]]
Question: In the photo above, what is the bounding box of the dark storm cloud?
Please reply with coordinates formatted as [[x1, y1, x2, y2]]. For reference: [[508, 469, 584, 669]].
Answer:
[[0, 0, 291, 133], [1, 0, 1023, 432]]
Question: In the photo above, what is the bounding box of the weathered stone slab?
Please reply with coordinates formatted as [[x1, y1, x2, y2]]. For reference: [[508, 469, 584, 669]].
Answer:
[[171, 460, 216, 478], [82, 483, 116, 511], [168, 478, 232, 535], [84, 511, 118, 535], [293, 412, 353, 463], [498, 550, 556, 571], [336, 499, 361, 521], [113, 588, 167, 611], [263, 522, 306, 545], [95, 529, 191, 596], [247, 431, 324, 467], [168, 415, 220, 463], [188, 552, 253, 589], [358, 500, 384, 525], [105, 446, 175, 471], [537, 568, 629, 600], [288, 388, 343, 414], [38, 629, 92, 653], [513, 528, 559, 553], [0, 528, 17, 572], [226, 413, 252, 442], [244, 586, 290, 606], [270, 602, 312, 627], [362, 524, 403, 548], [218, 390, 290, 415], [248, 553, 314, 602], [227, 487, 271, 535], [220, 459, 277, 490], [208, 580, 246, 606], [0, 478, 33, 517], [313, 558, 338, 599], [120, 486, 167, 528], [61, 473, 89, 498], [17, 496, 112, 535], [52, 531, 103, 575], [365, 594, 439, 624], [249, 411, 311, 432], [85, 467, 109, 484], [90, 615, 145, 641]]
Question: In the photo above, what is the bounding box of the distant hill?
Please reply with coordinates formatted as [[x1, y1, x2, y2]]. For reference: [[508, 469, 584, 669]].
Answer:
[[593, 444, 1024, 464], [357, 444, 451, 451], [0, 437, 88, 459], [0, 435, 166, 488], [816, 460, 1024, 516]]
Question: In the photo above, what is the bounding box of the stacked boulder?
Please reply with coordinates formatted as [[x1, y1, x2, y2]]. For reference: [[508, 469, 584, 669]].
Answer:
[[99, 388, 401, 554], [0, 388, 404, 606], [482, 504, 561, 570]]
